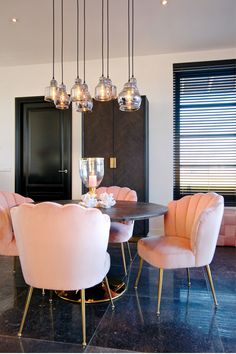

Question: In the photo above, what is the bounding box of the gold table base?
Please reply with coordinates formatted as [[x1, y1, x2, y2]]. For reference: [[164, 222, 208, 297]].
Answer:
[[56, 277, 126, 304]]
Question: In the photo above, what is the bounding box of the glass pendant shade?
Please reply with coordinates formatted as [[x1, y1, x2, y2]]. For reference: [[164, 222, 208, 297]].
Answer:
[[71, 77, 84, 102], [54, 83, 71, 110], [111, 84, 117, 99], [106, 77, 117, 99], [76, 98, 93, 112], [76, 83, 93, 112], [44, 78, 58, 102], [94, 76, 112, 101], [118, 77, 141, 111]]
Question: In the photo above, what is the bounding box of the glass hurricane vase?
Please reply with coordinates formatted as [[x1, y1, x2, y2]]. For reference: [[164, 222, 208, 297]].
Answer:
[[79, 158, 104, 196]]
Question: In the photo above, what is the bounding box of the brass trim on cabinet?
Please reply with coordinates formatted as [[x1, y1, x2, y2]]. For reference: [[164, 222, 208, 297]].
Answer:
[[110, 157, 117, 169]]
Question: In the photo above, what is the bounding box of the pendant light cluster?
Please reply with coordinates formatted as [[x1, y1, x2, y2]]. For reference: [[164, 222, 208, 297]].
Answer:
[[118, 0, 141, 111], [94, 0, 116, 102], [73, 0, 93, 112], [44, 0, 58, 103], [45, 0, 70, 109], [44, 0, 141, 112], [54, 0, 71, 110], [106, 0, 117, 100], [70, 0, 84, 106], [44, 0, 92, 112]]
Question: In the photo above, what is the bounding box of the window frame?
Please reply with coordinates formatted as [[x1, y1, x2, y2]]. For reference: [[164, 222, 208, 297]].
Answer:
[[173, 59, 236, 206]]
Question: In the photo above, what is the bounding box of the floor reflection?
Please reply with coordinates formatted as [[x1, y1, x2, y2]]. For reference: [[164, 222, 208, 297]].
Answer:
[[0, 245, 235, 353]]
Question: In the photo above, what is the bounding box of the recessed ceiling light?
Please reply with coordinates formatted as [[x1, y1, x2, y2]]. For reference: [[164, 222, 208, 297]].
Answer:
[[11, 18, 18, 23], [161, 0, 168, 5]]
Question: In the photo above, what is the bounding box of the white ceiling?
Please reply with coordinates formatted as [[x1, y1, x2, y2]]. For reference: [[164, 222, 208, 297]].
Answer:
[[0, 0, 235, 67]]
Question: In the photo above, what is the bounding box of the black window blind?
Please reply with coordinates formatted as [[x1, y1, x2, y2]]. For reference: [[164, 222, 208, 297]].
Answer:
[[173, 59, 236, 206]]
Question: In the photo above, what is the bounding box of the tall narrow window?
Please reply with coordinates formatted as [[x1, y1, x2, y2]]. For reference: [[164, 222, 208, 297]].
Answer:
[[173, 60, 236, 206]]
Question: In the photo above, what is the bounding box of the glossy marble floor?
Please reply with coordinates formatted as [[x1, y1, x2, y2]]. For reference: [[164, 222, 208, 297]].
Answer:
[[0, 244, 235, 353]]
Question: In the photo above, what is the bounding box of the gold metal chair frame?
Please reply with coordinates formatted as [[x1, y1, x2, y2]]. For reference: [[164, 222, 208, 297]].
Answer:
[[18, 276, 115, 347], [121, 241, 133, 276], [134, 258, 218, 315]]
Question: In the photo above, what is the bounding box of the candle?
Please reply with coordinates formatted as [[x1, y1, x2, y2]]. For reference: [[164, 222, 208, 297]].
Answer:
[[88, 175, 97, 187]]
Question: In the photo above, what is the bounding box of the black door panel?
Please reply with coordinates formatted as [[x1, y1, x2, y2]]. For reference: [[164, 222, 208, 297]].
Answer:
[[15, 97, 72, 201]]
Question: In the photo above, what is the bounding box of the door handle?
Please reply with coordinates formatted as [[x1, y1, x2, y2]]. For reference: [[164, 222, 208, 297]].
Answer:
[[58, 169, 68, 174], [110, 157, 116, 169]]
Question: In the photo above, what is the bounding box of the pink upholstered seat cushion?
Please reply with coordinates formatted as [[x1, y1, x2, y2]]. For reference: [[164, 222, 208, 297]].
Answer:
[[109, 221, 135, 243], [97, 186, 137, 243], [11, 202, 111, 290], [138, 236, 195, 269], [0, 192, 33, 256]]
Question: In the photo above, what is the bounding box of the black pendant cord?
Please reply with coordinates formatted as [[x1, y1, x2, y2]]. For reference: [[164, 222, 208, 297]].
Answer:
[[101, 0, 104, 77], [107, 0, 109, 78], [61, 0, 64, 84], [128, 0, 130, 82], [52, 0, 55, 79], [131, 0, 134, 78], [76, 0, 80, 78], [83, 0, 86, 83]]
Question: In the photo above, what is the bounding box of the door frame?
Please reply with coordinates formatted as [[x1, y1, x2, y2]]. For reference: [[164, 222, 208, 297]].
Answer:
[[15, 96, 72, 198]]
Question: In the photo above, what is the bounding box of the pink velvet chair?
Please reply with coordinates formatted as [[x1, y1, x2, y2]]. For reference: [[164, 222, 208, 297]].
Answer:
[[10, 202, 114, 346], [217, 208, 236, 246], [135, 192, 224, 315], [0, 191, 33, 270], [96, 186, 137, 275]]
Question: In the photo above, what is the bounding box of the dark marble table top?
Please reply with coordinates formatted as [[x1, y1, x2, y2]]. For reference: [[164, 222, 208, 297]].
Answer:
[[54, 200, 168, 221]]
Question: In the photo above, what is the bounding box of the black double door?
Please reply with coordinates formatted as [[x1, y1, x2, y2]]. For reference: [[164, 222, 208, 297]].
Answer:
[[15, 96, 72, 201], [82, 97, 149, 236]]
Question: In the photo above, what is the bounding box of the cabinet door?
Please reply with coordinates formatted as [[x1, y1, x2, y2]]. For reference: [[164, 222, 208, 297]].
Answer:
[[113, 97, 149, 236], [82, 98, 149, 236], [82, 100, 114, 188]]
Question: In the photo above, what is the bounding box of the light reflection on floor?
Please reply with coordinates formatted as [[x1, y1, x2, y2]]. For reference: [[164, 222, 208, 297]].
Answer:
[[0, 244, 235, 353]]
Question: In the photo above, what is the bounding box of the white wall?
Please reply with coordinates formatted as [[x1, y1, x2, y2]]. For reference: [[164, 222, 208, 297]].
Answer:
[[0, 47, 235, 233]]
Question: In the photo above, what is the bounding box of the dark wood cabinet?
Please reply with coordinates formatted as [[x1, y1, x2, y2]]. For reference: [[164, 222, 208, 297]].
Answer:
[[82, 96, 149, 236]]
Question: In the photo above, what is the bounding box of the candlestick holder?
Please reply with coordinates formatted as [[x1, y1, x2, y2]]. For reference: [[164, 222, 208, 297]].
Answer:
[[79, 158, 104, 196]]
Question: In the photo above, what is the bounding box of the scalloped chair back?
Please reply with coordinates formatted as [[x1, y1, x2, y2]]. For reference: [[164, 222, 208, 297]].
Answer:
[[11, 202, 111, 290], [164, 192, 224, 267], [10, 202, 112, 345], [97, 186, 137, 203]]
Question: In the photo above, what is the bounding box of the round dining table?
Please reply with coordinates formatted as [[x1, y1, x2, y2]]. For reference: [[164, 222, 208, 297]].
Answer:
[[55, 199, 167, 221], [55, 200, 168, 304]]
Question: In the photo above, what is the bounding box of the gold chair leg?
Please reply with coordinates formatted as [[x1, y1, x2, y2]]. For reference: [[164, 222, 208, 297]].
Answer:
[[187, 268, 191, 287], [157, 268, 163, 316], [121, 243, 127, 276], [18, 286, 33, 337], [205, 265, 218, 307], [126, 241, 133, 262], [134, 258, 143, 289], [105, 276, 115, 309], [81, 289, 86, 347], [13, 256, 17, 274]]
